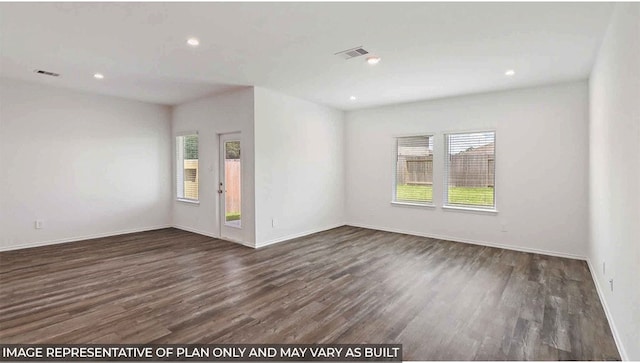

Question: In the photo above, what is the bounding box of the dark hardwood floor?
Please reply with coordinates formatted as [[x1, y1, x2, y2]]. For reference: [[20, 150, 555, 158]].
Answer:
[[0, 226, 620, 360]]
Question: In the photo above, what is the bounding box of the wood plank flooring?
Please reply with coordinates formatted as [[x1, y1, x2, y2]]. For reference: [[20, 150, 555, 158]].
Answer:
[[0, 226, 620, 360]]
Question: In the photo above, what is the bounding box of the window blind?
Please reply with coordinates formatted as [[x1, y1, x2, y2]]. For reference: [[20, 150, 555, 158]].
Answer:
[[444, 131, 495, 209], [176, 134, 199, 201], [394, 135, 433, 204]]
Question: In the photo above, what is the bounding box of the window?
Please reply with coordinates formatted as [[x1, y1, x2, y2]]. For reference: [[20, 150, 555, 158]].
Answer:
[[223, 140, 241, 226], [394, 135, 433, 204], [176, 134, 199, 201], [444, 131, 495, 209]]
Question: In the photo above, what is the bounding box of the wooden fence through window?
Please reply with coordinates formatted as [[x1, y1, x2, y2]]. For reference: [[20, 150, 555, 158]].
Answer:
[[225, 160, 241, 214]]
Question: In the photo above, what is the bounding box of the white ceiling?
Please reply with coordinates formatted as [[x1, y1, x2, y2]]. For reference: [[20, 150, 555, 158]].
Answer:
[[0, 2, 614, 110]]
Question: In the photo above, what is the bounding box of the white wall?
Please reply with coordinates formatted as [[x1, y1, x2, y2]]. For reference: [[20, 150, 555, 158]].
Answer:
[[171, 87, 256, 246], [0, 78, 172, 251], [345, 81, 589, 258], [588, 3, 640, 360], [254, 87, 344, 247]]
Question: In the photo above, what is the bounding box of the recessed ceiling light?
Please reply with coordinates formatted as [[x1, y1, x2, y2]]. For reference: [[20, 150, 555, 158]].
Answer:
[[366, 56, 381, 65], [93, 73, 104, 80], [350, 96, 357, 101], [505, 69, 515, 76], [187, 38, 200, 47]]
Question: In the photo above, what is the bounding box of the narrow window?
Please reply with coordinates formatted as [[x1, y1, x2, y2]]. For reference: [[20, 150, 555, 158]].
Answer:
[[176, 134, 199, 201], [394, 135, 433, 204], [224, 140, 242, 227], [444, 131, 496, 209]]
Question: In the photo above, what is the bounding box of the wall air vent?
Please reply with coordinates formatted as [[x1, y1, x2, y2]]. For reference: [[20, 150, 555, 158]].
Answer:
[[34, 69, 60, 77], [335, 46, 369, 60]]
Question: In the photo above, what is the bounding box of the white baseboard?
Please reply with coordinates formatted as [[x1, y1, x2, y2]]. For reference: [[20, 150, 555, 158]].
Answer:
[[347, 222, 587, 261], [222, 237, 254, 248], [173, 223, 345, 249], [586, 258, 628, 361], [0, 225, 172, 252], [255, 223, 345, 248], [171, 224, 218, 239], [171, 224, 255, 248]]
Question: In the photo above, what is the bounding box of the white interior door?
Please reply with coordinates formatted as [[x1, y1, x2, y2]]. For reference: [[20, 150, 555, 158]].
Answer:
[[219, 132, 243, 243]]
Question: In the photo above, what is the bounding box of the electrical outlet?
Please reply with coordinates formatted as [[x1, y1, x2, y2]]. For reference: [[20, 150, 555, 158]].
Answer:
[[609, 278, 614, 292], [35, 220, 43, 229], [271, 218, 277, 228], [603, 261, 606, 275], [500, 223, 507, 232]]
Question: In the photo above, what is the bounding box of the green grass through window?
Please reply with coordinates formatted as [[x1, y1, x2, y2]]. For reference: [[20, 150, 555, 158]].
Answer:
[[396, 184, 433, 203], [396, 185, 494, 207], [226, 212, 241, 221]]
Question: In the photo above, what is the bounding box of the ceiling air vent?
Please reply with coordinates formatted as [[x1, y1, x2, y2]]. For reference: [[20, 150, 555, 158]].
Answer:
[[34, 69, 60, 77], [335, 46, 369, 60]]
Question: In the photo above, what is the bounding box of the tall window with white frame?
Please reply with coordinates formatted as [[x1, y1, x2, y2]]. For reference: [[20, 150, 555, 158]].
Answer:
[[176, 134, 199, 202], [444, 131, 496, 209], [394, 135, 434, 204]]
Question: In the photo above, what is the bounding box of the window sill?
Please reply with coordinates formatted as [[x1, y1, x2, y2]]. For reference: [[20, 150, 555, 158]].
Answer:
[[442, 205, 497, 214], [176, 198, 200, 205], [391, 201, 436, 208]]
